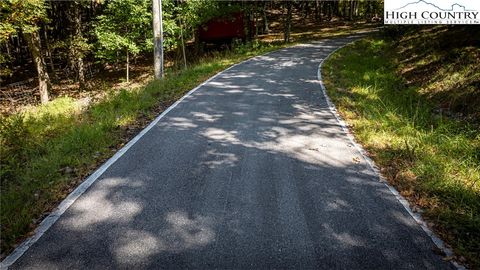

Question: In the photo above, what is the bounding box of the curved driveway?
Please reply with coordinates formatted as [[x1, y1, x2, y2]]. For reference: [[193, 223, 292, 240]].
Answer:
[[8, 37, 453, 269]]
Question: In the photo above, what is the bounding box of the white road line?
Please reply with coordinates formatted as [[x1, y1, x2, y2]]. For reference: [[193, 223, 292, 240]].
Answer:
[[3, 33, 446, 270], [316, 41, 465, 270], [0, 39, 353, 269], [0, 51, 273, 269]]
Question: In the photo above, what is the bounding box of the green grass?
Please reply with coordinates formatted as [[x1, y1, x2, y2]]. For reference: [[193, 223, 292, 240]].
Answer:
[[386, 26, 480, 120], [322, 36, 480, 268], [0, 41, 286, 256], [0, 21, 378, 258]]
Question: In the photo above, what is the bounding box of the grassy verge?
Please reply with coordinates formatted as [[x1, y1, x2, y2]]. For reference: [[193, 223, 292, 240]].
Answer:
[[0, 41, 288, 257], [0, 22, 378, 257], [322, 35, 479, 268]]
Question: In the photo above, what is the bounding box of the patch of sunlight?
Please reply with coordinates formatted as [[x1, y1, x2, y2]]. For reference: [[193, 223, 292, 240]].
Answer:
[[362, 71, 379, 84], [372, 39, 385, 47], [64, 177, 144, 230], [115, 230, 160, 264], [463, 168, 480, 192], [366, 132, 393, 150], [218, 59, 235, 66], [24, 97, 79, 120], [423, 67, 472, 94], [342, 109, 357, 120], [115, 114, 136, 127], [398, 44, 414, 54], [353, 85, 379, 102], [383, 112, 403, 126]]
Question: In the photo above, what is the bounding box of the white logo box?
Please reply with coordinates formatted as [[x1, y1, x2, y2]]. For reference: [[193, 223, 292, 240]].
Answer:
[[384, 0, 480, 24]]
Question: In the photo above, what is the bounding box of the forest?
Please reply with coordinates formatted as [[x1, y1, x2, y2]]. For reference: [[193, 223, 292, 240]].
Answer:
[[0, 0, 384, 259], [0, 0, 382, 111], [1, 0, 479, 269]]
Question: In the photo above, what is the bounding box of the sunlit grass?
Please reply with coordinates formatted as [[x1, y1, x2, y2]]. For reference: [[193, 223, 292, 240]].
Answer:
[[323, 37, 480, 268], [0, 41, 286, 257]]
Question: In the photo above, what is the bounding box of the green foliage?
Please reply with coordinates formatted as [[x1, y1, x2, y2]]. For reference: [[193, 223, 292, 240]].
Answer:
[[0, 0, 48, 39], [90, 0, 246, 66], [160, 0, 182, 50], [0, 114, 30, 186], [0, 49, 12, 76], [180, 0, 242, 28], [93, 0, 152, 62], [323, 37, 480, 268], [0, 39, 285, 256], [153, 0, 242, 51], [68, 35, 91, 61]]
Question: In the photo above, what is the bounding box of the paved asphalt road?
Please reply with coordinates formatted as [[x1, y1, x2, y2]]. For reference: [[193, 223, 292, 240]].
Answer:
[[9, 37, 454, 269]]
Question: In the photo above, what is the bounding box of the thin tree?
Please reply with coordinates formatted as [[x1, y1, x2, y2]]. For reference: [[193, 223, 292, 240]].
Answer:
[[349, 0, 355, 21], [68, 1, 87, 88], [93, 0, 151, 82], [42, 25, 56, 80], [262, 0, 269, 34], [179, 17, 187, 69], [283, 1, 293, 43]]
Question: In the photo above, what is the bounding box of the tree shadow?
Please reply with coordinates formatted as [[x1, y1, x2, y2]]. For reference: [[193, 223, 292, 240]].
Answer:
[[11, 37, 453, 270]]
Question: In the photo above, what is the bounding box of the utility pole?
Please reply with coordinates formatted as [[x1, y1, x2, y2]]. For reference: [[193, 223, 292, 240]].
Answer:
[[153, 0, 164, 79]]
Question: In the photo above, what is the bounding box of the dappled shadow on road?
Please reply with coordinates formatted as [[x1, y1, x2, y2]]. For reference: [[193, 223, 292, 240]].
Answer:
[[13, 37, 451, 270]]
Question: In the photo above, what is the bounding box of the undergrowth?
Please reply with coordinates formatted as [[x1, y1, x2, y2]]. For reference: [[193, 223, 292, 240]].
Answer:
[[0, 41, 285, 257], [322, 33, 480, 268]]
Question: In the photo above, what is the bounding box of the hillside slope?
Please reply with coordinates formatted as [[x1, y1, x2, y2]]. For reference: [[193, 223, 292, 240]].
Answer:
[[323, 26, 480, 269]]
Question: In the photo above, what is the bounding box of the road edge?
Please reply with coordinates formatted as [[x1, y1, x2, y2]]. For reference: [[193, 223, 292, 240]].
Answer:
[[316, 40, 465, 270], [0, 30, 375, 267], [0, 50, 278, 269]]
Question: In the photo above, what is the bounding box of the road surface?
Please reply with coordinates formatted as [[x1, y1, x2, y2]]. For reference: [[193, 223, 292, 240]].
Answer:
[[7, 37, 454, 269]]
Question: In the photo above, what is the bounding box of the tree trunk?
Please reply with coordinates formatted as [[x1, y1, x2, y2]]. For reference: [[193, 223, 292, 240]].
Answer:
[[333, 1, 339, 17], [283, 1, 293, 43], [77, 54, 85, 87], [315, 0, 323, 22], [353, 1, 360, 18], [180, 18, 187, 69], [5, 39, 10, 56], [368, 2, 374, 20], [126, 49, 129, 83], [254, 2, 259, 37], [349, 0, 355, 21], [302, 2, 309, 22], [23, 31, 50, 104], [262, 1, 269, 34], [71, 2, 86, 88], [327, 2, 333, 21], [42, 26, 56, 79]]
